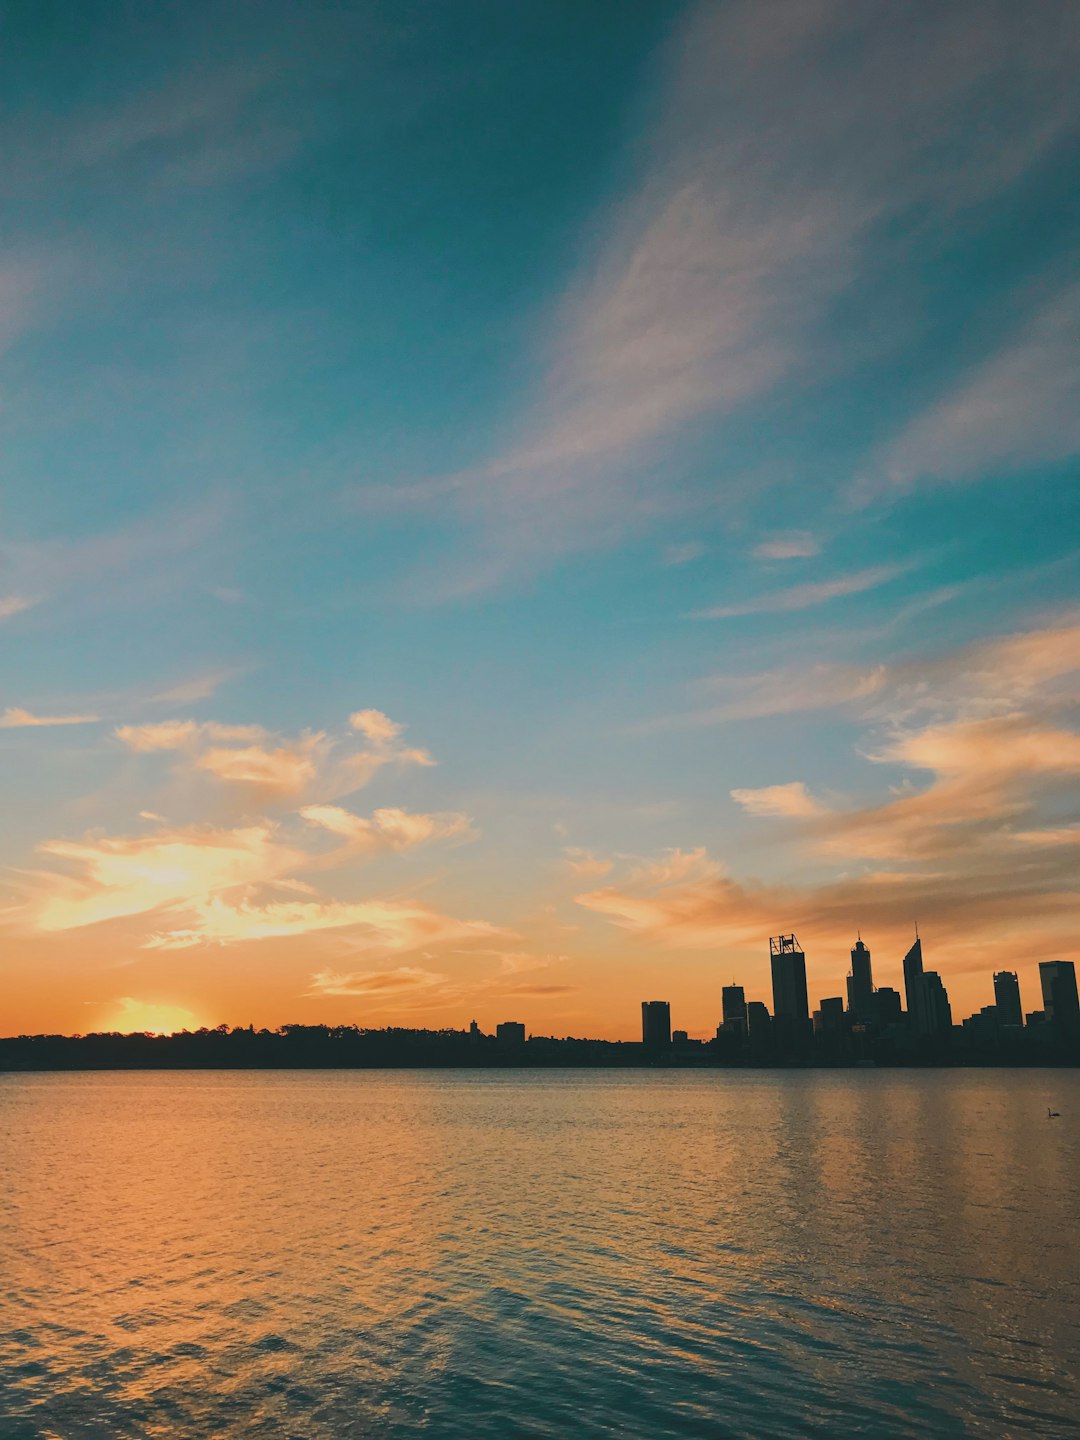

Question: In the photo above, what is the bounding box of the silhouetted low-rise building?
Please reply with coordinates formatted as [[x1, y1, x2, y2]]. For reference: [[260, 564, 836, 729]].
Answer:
[[496, 1021, 526, 1046], [813, 996, 845, 1036]]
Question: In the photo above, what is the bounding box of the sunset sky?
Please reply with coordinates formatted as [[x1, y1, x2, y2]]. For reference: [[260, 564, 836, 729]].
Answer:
[[2, 1, 1078, 1038]]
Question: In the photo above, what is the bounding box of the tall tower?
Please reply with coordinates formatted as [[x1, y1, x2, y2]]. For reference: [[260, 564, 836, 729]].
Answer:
[[903, 933, 931, 1036], [770, 935, 809, 1049], [846, 937, 874, 1021], [721, 984, 747, 1034], [923, 971, 952, 1034], [993, 971, 1023, 1028], [1039, 961, 1079, 1025]]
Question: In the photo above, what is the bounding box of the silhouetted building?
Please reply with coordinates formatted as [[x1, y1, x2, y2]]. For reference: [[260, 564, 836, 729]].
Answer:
[[468, 1019, 483, 1042], [993, 971, 1023, 1029], [903, 934, 931, 1036], [962, 1003, 997, 1036], [924, 971, 952, 1035], [746, 1001, 772, 1044], [496, 1021, 526, 1046], [641, 1000, 671, 1048], [721, 984, 747, 1037], [813, 996, 845, 1036], [770, 935, 810, 1050], [846, 938, 874, 1021], [873, 986, 903, 1028], [1039, 961, 1079, 1026], [672, 1028, 689, 1045]]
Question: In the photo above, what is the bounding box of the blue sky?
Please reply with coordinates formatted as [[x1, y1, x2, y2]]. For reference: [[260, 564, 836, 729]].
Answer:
[[2, 0, 1078, 1036]]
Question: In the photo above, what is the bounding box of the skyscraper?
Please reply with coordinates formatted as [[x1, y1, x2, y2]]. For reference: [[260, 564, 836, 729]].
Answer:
[[770, 935, 809, 1049], [923, 971, 952, 1035], [993, 971, 1023, 1028], [641, 1000, 672, 1048], [1039, 961, 1079, 1026], [846, 938, 874, 1021], [721, 984, 747, 1036], [903, 933, 931, 1036]]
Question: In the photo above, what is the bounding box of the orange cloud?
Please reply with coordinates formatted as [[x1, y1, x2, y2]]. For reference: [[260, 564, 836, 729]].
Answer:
[[348, 708, 402, 742], [16, 794, 489, 954], [27, 822, 304, 933], [730, 781, 824, 817], [301, 803, 474, 852], [114, 709, 434, 804], [149, 896, 499, 950], [0, 707, 99, 727]]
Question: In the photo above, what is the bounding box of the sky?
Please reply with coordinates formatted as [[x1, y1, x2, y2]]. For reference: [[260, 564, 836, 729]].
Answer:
[[1, 0, 1078, 1039]]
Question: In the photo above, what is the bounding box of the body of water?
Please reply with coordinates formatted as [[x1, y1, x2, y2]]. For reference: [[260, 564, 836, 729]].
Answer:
[[1, 1068, 1078, 1438]]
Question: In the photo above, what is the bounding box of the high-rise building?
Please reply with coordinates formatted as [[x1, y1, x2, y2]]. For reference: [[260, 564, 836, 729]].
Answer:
[[846, 937, 874, 1020], [903, 934, 931, 1036], [641, 1000, 672, 1048], [496, 1021, 526, 1046], [770, 935, 810, 1049], [923, 971, 952, 1035], [903, 934, 951, 1038], [993, 971, 1023, 1028], [1039, 961, 1079, 1025], [721, 984, 747, 1035], [746, 1000, 772, 1047], [873, 987, 903, 1027]]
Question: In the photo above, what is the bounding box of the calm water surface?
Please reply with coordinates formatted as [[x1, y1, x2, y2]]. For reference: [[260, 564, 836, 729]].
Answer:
[[1, 1069, 1078, 1438]]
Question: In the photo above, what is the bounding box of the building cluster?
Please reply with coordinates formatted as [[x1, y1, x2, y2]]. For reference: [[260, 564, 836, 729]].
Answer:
[[639, 933, 1080, 1058]]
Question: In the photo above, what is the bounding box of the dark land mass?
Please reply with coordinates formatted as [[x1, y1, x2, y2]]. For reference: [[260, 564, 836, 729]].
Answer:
[[1, 1023, 1077, 1071]]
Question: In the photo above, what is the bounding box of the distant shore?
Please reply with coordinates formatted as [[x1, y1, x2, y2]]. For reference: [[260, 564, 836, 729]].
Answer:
[[2, 1024, 1077, 1073]]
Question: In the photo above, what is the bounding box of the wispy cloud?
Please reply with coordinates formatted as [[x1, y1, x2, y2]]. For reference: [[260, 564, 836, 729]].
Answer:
[[0, 707, 99, 728], [115, 710, 433, 804], [730, 782, 824, 818], [356, 2, 1079, 587], [563, 846, 615, 878], [300, 803, 475, 854], [0, 500, 226, 623], [872, 281, 1080, 494], [0, 596, 34, 621], [753, 534, 820, 561], [648, 611, 1080, 729], [17, 806, 490, 952], [662, 541, 707, 567], [306, 966, 448, 998], [146, 669, 245, 706], [692, 563, 906, 620]]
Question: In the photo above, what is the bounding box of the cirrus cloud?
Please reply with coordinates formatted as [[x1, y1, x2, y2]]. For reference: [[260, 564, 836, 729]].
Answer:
[[0, 707, 100, 728]]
